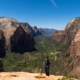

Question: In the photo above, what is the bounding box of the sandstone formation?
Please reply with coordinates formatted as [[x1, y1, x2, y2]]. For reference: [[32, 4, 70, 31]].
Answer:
[[53, 17, 80, 45], [21, 23, 44, 36], [33, 26, 44, 36], [0, 17, 36, 53], [66, 30, 80, 77], [52, 30, 64, 42], [11, 27, 35, 53], [53, 17, 80, 78]]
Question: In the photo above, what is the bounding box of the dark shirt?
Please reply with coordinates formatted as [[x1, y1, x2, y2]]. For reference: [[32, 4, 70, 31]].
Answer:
[[44, 60, 50, 67]]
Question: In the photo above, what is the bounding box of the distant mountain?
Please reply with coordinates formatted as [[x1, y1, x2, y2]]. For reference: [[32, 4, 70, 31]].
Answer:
[[21, 23, 44, 36], [43, 28, 56, 36], [21, 23, 56, 37]]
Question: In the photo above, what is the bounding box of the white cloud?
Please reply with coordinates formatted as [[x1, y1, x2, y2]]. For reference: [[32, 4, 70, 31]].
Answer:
[[50, 0, 57, 8]]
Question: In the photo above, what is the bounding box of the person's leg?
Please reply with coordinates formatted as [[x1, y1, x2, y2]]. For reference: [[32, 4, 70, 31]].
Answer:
[[45, 67, 49, 76], [45, 67, 47, 76], [47, 67, 49, 76]]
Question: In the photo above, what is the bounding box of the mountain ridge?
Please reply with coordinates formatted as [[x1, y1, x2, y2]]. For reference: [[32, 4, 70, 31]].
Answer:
[[53, 17, 80, 78]]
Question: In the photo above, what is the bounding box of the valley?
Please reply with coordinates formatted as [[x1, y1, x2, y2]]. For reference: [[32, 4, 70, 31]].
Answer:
[[0, 17, 80, 79]]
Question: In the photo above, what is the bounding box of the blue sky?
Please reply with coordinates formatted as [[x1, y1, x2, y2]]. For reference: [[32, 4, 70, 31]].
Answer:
[[0, 0, 80, 30]]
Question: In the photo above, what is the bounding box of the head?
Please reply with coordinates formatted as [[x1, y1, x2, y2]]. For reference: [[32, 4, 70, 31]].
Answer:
[[46, 57, 49, 61]]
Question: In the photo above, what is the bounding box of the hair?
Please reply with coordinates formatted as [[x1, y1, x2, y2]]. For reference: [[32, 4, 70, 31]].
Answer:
[[46, 57, 49, 61]]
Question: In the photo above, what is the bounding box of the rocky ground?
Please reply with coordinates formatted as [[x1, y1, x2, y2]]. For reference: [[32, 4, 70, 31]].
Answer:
[[0, 72, 63, 80]]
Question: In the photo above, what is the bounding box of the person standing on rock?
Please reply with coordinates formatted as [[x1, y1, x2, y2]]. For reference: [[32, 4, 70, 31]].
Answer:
[[44, 57, 50, 76]]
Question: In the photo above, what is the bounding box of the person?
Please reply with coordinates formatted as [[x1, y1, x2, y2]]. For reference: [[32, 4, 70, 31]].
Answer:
[[44, 57, 50, 76]]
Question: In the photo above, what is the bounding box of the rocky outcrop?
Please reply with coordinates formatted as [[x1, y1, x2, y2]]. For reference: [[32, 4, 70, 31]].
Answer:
[[21, 23, 44, 36], [0, 30, 5, 57], [53, 17, 80, 77], [0, 17, 36, 53], [11, 27, 35, 53], [52, 30, 64, 42], [33, 26, 44, 36], [53, 17, 80, 45], [66, 30, 80, 77]]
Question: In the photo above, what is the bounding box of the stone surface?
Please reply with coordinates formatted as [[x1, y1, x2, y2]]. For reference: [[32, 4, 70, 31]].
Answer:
[[0, 17, 36, 53], [53, 17, 80, 77], [0, 72, 63, 80], [21, 23, 44, 36], [66, 30, 80, 77], [52, 17, 80, 45], [52, 30, 64, 42]]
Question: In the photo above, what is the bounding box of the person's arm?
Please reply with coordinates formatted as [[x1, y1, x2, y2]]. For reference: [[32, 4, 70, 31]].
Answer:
[[47, 61, 50, 67]]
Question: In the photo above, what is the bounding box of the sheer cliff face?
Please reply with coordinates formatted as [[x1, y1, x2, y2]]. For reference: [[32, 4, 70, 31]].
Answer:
[[66, 30, 80, 77], [11, 27, 35, 53], [52, 30, 64, 42], [21, 23, 44, 36], [53, 17, 80, 77], [53, 18, 80, 45], [0, 17, 36, 53]]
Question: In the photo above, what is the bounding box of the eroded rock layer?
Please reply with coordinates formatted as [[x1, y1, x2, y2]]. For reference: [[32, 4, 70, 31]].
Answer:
[[0, 17, 36, 53], [53, 17, 80, 45]]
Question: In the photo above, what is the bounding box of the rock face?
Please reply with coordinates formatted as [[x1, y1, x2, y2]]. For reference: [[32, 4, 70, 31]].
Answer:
[[52, 30, 64, 42], [33, 26, 44, 36], [66, 30, 80, 77], [53, 17, 80, 77], [0, 30, 5, 57], [0, 17, 36, 53], [53, 17, 80, 45], [11, 27, 35, 53], [21, 23, 44, 36]]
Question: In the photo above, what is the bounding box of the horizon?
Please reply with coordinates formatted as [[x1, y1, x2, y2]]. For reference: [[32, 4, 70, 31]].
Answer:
[[0, 0, 80, 30]]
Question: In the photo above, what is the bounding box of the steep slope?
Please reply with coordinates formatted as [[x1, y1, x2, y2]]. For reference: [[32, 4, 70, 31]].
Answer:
[[21, 23, 44, 36], [53, 17, 80, 45], [66, 30, 80, 78], [52, 30, 64, 42], [0, 17, 36, 53], [52, 17, 80, 78]]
